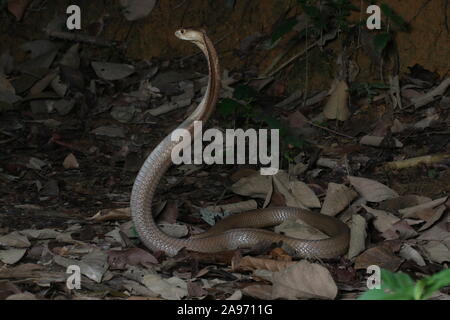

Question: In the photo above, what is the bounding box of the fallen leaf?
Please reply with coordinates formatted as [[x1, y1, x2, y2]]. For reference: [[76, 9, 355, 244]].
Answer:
[[233, 255, 296, 273], [398, 197, 448, 218], [362, 205, 400, 233], [108, 248, 158, 269], [158, 223, 188, 238], [274, 219, 328, 241], [231, 174, 272, 199], [418, 205, 446, 231], [421, 241, 450, 264], [242, 284, 273, 300], [6, 292, 37, 300], [226, 290, 243, 300], [354, 246, 403, 271], [7, 0, 31, 21], [142, 274, 188, 300], [0, 231, 31, 248], [206, 200, 258, 215], [321, 183, 357, 216], [359, 135, 403, 148], [87, 208, 131, 222], [399, 244, 426, 266], [272, 260, 338, 300], [63, 153, 79, 169], [0, 249, 27, 264], [323, 80, 350, 121], [348, 214, 367, 259], [91, 61, 135, 81], [349, 176, 399, 202], [273, 170, 318, 209]]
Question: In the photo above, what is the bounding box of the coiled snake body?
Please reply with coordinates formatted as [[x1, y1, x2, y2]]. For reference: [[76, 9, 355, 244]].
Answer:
[[130, 29, 350, 259]]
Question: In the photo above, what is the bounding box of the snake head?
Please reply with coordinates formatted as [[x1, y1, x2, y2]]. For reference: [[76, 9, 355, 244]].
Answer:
[[175, 28, 205, 42]]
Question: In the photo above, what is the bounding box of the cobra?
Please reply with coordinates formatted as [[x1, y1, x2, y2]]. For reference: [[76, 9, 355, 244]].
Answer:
[[130, 28, 350, 259]]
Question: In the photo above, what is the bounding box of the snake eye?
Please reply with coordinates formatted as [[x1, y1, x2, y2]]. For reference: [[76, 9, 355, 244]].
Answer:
[[180, 29, 185, 34]]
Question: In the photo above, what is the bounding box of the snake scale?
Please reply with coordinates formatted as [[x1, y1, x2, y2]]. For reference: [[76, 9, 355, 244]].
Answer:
[[130, 28, 350, 259]]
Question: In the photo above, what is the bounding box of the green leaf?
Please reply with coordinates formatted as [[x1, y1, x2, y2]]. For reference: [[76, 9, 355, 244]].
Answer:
[[374, 32, 391, 54], [381, 269, 415, 291], [233, 85, 257, 102], [420, 268, 450, 300], [271, 17, 298, 45], [380, 3, 409, 32], [358, 289, 413, 300], [217, 98, 243, 117]]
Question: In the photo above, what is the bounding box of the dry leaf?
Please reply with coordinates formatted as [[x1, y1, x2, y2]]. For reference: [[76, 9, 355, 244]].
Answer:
[[379, 195, 431, 212], [398, 197, 448, 218], [206, 200, 258, 214], [290, 181, 321, 208], [421, 241, 450, 264], [230, 168, 259, 182], [321, 183, 357, 216], [348, 214, 367, 259], [354, 246, 403, 271], [272, 171, 307, 209], [7, 0, 31, 21], [411, 78, 450, 109], [0, 249, 27, 264], [418, 219, 450, 241], [107, 248, 158, 269], [272, 260, 338, 300], [359, 135, 403, 148], [242, 284, 273, 300], [91, 61, 135, 81], [233, 256, 296, 272], [63, 153, 79, 169], [399, 244, 426, 266], [323, 80, 350, 121], [349, 176, 399, 202], [274, 219, 328, 241], [142, 274, 187, 300], [362, 205, 400, 233], [157, 201, 178, 224], [87, 208, 131, 222], [231, 174, 272, 199], [418, 205, 446, 231]]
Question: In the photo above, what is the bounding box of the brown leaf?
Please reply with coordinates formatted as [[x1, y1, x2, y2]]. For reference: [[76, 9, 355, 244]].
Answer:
[[63, 153, 79, 169], [349, 176, 399, 202], [321, 183, 357, 216], [7, 0, 31, 21], [421, 241, 450, 264], [269, 248, 292, 262], [233, 256, 296, 273], [230, 168, 259, 183], [187, 281, 207, 298], [362, 205, 400, 233], [398, 197, 448, 218], [348, 214, 367, 259], [418, 205, 446, 231], [323, 80, 350, 121], [157, 201, 178, 224], [87, 208, 131, 222], [242, 284, 273, 300], [354, 246, 403, 271], [379, 195, 431, 211], [107, 248, 158, 269], [272, 261, 338, 300]]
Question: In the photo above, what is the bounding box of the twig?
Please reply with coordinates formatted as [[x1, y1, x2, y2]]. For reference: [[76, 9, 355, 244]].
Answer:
[[266, 42, 318, 78], [306, 120, 355, 140]]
